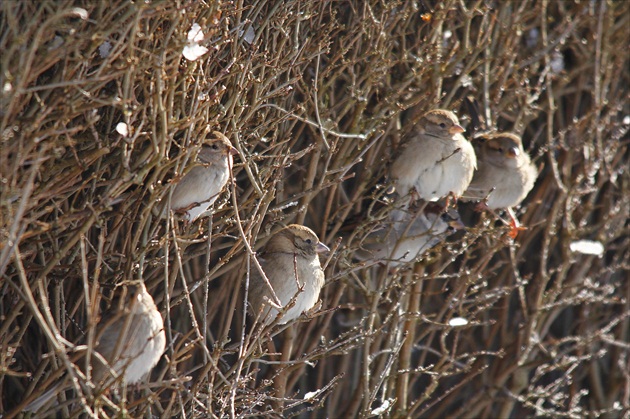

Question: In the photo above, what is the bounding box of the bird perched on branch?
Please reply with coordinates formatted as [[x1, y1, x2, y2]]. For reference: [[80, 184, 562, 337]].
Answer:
[[356, 203, 464, 268], [390, 109, 477, 203], [247, 225, 329, 325], [464, 132, 537, 209], [169, 131, 237, 221], [22, 282, 166, 414], [462, 132, 537, 235]]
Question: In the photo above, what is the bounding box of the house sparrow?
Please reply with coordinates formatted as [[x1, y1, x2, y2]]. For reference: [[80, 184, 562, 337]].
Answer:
[[464, 132, 537, 209], [356, 204, 464, 268], [23, 282, 166, 414], [247, 225, 329, 325], [390, 109, 477, 202], [169, 131, 236, 221], [462, 132, 537, 236]]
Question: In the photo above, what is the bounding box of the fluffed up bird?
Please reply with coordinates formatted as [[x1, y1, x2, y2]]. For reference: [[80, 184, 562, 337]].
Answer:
[[168, 131, 236, 221], [390, 109, 477, 203], [355, 204, 464, 268], [462, 132, 537, 236], [464, 132, 537, 209], [22, 281, 166, 414], [247, 225, 329, 325]]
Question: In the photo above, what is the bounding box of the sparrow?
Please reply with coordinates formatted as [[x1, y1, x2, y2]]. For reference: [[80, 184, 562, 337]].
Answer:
[[463, 132, 537, 210], [247, 225, 329, 325], [356, 204, 464, 268], [462, 132, 537, 237], [169, 131, 236, 221], [390, 109, 477, 202], [23, 282, 166, 414]]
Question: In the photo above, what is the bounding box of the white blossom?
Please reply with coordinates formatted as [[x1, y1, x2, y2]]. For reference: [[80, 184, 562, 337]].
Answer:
[[115, 122, 129, 137], [570, 240, 604, 256], [183, 23, 209, 61], [448, 317, 469, 327]]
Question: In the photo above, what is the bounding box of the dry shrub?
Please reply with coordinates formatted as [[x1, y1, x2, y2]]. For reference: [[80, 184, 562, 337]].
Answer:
[[1, 0, 629, 417]]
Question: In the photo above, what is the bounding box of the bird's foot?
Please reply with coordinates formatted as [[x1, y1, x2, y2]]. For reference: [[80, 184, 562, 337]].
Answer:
[[507, 208, 527, 239], [444, 192, 459, 209]]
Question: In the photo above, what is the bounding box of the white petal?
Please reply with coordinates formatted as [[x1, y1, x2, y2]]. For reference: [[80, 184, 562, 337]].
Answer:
[[70, 7, 88, 20], [303, 390, 318, 400], [569, 240, 604, 256], [448, 317, 469, 327], [460, 75, 473, 88], [183, 44, 209, 61], [187, 23, 205, 43], [115, 122, 129, 137], [371, 399, 393, 415]]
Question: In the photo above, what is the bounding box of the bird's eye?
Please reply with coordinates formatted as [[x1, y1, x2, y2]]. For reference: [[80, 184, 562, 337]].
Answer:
[[305, 238, 312, 244], [439, 123, 447, 129], [211, 144, 219, 150]]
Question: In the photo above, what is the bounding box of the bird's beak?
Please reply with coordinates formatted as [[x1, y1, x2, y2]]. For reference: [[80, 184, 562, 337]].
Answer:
[[228, 145, 238, 156], [506, 146, 520, 158], [449, 124, 465, 134], [316, 242, 330, 254]]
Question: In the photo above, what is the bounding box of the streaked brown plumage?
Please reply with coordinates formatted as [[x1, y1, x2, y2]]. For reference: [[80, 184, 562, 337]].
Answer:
[[169, 131, 236, 221], [463, 132, 537, 209], [391, 109, 477, 202], [23, 282, 165, 414], [247, 225, 329, 325], [356, 205, 463, 268]]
